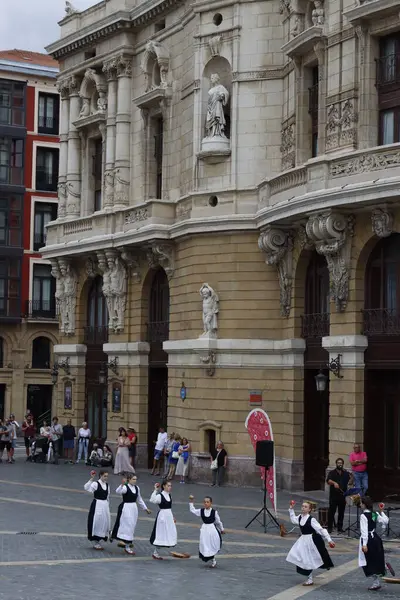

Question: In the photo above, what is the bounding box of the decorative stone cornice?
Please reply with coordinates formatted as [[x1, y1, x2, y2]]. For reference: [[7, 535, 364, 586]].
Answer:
[[371, 207, 394, 238], [258, 227, 294, 318], [306, 212, 354, 312], [146, 243, 175, 280]]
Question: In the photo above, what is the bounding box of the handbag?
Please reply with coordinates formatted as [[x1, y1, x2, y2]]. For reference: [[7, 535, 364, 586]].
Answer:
[[172, 451, 180, 459], [210, 458, 218, 470]]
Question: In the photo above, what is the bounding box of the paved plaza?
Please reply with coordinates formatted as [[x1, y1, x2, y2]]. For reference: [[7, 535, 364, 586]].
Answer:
[[0, 463, 399, 600]]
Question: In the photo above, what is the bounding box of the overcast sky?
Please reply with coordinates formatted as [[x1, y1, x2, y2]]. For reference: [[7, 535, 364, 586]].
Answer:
[[0, 0, 97, 54]]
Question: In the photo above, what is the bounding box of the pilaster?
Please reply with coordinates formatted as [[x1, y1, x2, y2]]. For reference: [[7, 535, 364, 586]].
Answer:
[[102, 58, 118, 209], [66, 76, 81, 218], [56, 78, 70, 219], [114, 54, 132, 207]]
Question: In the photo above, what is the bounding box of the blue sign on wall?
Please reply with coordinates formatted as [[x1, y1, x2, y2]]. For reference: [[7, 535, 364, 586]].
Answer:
[[180, 385, 187, 401]]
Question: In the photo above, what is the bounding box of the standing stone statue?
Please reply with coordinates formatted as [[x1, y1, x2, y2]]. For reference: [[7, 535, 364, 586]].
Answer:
[[102, 260, 114, 327], [200, 283, 219, 339], [110, 257, 127, 331], [201, 74, 230, 153], [60, 262, 77, 335]]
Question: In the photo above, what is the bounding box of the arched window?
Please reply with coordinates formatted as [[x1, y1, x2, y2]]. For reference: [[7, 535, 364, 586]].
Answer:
[[32, 336, 51, 369], [0, 337, 3, 368]]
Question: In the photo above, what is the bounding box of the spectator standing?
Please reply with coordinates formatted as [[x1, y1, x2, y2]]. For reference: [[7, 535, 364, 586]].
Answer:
[[167, 434, 181, 480], [63, 419, 76, 464], [9, 414, 19, 463], [0, 418, 13, 463], [164, 432, 175, 477], [326, 457, 350, 534], [128, 427, 137, 468], [349, 443, 368, 495], [76, 422, 91, 464], [176, 437, 191, 484], [114, 427, 135, 475], [22, 414, 36, 461], [151, 427, 168, 476], [210, 441, 228, 487], [50, 417, 63, 464]]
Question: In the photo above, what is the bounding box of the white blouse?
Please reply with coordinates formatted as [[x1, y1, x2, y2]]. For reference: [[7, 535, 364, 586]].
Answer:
[[79, 428, 91, 439], [189, 503, 224, 531], [84, 479, 110, 500], [150, 490, 170, 505], [115, 484, 148, 511], [360, 510, 389, 546], [289, 508, 332, 542]]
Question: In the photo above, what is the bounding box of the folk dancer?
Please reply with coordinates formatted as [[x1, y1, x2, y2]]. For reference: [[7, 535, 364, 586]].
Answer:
[[286, 500, 335, 587], [84, 470, 111, 550], [111, 473, 151, 555], [359, 497, 389, 591], [149, 479, 177, 560], [189, 495, 225, 568]]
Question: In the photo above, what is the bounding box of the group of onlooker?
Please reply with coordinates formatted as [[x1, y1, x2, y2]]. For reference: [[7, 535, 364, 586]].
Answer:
[[0, 414, 19, 463], [151, 428, 192, 483]]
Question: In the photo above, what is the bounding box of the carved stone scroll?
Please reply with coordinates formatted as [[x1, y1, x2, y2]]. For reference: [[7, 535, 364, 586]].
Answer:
[[258, 227, 294, 318], [146, 243, 175, 280], [371, 208, 394, 238]]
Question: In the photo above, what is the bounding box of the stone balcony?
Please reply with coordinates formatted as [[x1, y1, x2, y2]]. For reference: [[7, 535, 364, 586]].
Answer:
[[343, 0, 400, 25], [282, 26, 325, 58]]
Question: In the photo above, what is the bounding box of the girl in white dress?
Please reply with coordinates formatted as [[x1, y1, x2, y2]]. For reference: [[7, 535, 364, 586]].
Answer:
[[84, 470, 111, 550], [111, 473, 151, 555], [286, 500, 335, 586], [149, 479, 177, 559], [189, 495, 225, 568]]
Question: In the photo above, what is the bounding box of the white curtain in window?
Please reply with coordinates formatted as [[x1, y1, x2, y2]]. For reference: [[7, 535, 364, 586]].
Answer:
[[382, 111, 394, 145]]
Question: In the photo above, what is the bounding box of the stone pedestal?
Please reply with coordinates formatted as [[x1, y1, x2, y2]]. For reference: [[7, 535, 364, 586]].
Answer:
[[201, 135, 230, 153]]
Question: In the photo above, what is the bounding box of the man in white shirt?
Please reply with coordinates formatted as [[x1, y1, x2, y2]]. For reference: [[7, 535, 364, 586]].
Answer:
[[151, 427, 168, 476]]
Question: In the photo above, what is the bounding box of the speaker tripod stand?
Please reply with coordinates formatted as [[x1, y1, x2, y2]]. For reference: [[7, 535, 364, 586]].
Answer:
[[245, 471, 280, 533]]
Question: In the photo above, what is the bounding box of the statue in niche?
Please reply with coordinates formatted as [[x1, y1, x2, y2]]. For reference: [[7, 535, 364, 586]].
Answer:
[[312, 0, 324, 26], [200, 283, 219, 339], [205, 73, 229, 139], [79, 98, 90, 118]]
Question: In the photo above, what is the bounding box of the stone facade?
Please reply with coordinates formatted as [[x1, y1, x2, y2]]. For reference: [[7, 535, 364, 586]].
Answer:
[[42, 0, 400, 490]]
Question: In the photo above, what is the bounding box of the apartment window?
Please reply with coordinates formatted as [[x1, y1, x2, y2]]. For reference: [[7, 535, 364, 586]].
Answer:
[[0, 337, 3, 368], [308, 67, 319, 158], [36, 147, 59, 192], [0, 195, 22, 247], [0, 257, 21, 318], [92, 139, 102, 211], [0, 80, 25, 127], [377, 35, 400, 145], [33, 202, 57, 251], [0, 138, 24, 185], [38, 93, 59, 135], [154, 118, 163, 199], [32, 263, 55, 317]]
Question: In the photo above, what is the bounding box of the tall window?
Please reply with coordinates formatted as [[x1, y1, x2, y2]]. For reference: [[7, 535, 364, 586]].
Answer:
[[33, 202, 57, 251], [0, 195, 22, 247], [0, 80, 25, 127], [36, 147, 59, 192], [302, 251, 330, 338], [38, 93, 59, 135], [308, 67, 319, 158], [32, 263, 55, 317], [32, 337, 51, 369], [0, 337, 3, 368], [154, 118, 163, 199], [0, 258, 21, 318], [92, 139, 102, 212], [366, 234, 400, 311], [377, 35, 400, 145], [0, 138, 24, 185]]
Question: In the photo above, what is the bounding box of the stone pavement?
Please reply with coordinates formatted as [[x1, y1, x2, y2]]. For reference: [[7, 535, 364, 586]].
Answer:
[[0, 462, 399, 600]]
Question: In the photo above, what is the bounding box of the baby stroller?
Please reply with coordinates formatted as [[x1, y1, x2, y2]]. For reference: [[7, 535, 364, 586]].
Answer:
[[30, 437, 54, 463]]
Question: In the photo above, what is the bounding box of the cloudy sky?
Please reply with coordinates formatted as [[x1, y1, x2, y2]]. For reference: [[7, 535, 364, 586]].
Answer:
[[0, 0, 97, 54]]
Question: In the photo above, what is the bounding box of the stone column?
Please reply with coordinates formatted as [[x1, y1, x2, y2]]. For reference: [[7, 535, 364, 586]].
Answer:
[[314, 41, 327, 156], [114, 55, 132, 207], [56, 79, 70, 218], [66, 76, 81, 218], [102, 59, 118, 209]]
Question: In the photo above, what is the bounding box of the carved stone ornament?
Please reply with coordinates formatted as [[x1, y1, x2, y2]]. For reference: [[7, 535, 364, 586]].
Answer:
[[199, 283, 219, 339], [57, 182, 67, 218], [258, 227, 294, 318], [279, 0, 291, 16], [102, 57, 119, 82], [330, 147, 400, 177], [146, 243, 175, 280], [120, 248, 141, 283], [51, 258, 78, 335], [124, 208, 149, 224], [209, 35, 222, 57], [371, 208, 394, 238], [306, 212, 354, 312], [326, 99, 358, 151], [311, 0, 324, 25], [79, 68, 108, 118], [141, 41, 170, 91], [57, 78, 70, 99], [116, 55, 132, 78], [85, 257, 98, 279], [96, 250, 127, 332], [65, 1, 78, 16], [280, 123, 295, 171]]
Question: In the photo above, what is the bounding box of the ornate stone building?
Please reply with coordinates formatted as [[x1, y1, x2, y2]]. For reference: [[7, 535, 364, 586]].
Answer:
[[44, 0, 400, 493]]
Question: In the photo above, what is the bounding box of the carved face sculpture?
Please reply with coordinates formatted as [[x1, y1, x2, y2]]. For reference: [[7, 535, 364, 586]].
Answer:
[[200, 285, 211, 299], [210, 73, 220, 86]]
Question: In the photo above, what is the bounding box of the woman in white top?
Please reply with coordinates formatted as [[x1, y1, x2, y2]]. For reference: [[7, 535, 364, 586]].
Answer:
[[76, 422, 91, 464], [358, 496, 389, 591], [189, 494, 225, 568], [111, 473, 151, 554], [149, 479, 177, 559], [84, 469, 111, 550], [286, 500, 335, 587]]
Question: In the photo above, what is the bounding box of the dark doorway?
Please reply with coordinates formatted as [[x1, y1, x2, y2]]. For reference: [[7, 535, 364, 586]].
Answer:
[[32, 336, 51, 369], [147, 268, 169, 467], [0, 384, 5, 420], [302, 251, 330, 491], [84, 276, 108, 439], [27, 384, 52, 422]]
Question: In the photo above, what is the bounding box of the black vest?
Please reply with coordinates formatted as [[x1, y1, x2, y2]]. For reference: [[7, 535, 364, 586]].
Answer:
[[201, 508, 216, 524], [94, 481, 109, 500], [298, 515, 314, 535], [363, 511, 375, 533], [158, 492, 172, 509], [123, 485, 138, 504]]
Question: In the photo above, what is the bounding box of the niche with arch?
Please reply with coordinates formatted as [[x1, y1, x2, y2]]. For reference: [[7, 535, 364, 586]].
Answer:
[[200, 56, 232, 159], [32, 336, 51, 369], [198, 420, 222, 454], [78, 68, 108, 120]]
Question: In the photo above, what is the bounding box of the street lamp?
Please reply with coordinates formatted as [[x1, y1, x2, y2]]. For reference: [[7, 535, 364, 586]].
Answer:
[[51, 358, 71, 385], [98, 357, 119, 385], [315, 370, 328, 393], [98, 367, 107, 385]]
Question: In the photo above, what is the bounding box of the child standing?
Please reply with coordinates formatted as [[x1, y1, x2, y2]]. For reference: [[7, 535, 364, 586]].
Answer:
[[189, 494, 225, 568], [359, 497, 389, 591], [84, 470, 111, 550], [149, 479, 177, 559], [111, 473, 151, 554], [286, 500, 335, 586]]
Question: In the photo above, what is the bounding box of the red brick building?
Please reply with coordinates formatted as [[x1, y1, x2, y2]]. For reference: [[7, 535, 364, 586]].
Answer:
[[0, 50, 59, 421]]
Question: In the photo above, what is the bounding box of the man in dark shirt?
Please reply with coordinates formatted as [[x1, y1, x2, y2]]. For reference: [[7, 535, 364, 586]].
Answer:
[[326, 457, 350, 534]]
